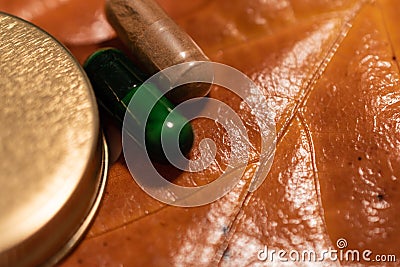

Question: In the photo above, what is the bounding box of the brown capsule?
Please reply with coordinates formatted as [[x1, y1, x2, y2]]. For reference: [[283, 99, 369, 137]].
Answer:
[[105, 0, 212, 103]]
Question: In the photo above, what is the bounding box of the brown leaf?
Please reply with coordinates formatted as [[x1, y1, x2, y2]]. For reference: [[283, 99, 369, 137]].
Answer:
[[2, 0, 399, 266]]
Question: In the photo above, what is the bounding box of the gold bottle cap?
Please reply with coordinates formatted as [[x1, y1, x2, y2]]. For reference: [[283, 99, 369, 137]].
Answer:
[[0, 12, 108, 266]]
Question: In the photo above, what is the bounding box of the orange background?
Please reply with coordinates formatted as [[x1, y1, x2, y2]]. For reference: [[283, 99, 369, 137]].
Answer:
[[0, 0, 399, 266]]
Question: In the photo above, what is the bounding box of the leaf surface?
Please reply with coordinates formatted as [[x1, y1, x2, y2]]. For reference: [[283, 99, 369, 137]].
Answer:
[[1, 0, 398, 265]]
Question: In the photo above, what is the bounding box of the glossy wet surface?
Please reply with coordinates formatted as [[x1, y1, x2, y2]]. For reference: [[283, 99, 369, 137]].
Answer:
[[0, 0, 399, 266]]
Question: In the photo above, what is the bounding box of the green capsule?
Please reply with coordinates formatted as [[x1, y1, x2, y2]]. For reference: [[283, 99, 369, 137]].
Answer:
[[84, 48, 193, 162]]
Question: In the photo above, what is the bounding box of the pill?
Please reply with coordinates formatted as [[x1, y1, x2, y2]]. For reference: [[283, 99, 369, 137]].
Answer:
[[84, 48, 194, 162], [105, 0, 212, 103]]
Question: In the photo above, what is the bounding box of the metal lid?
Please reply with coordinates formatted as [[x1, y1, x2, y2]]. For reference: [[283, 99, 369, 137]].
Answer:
[[0, 12, 108, 267]]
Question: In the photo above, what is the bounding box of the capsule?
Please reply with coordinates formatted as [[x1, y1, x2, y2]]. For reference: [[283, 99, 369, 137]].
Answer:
[[105, 0, 211, 103], [84, 48, 194, 162]]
